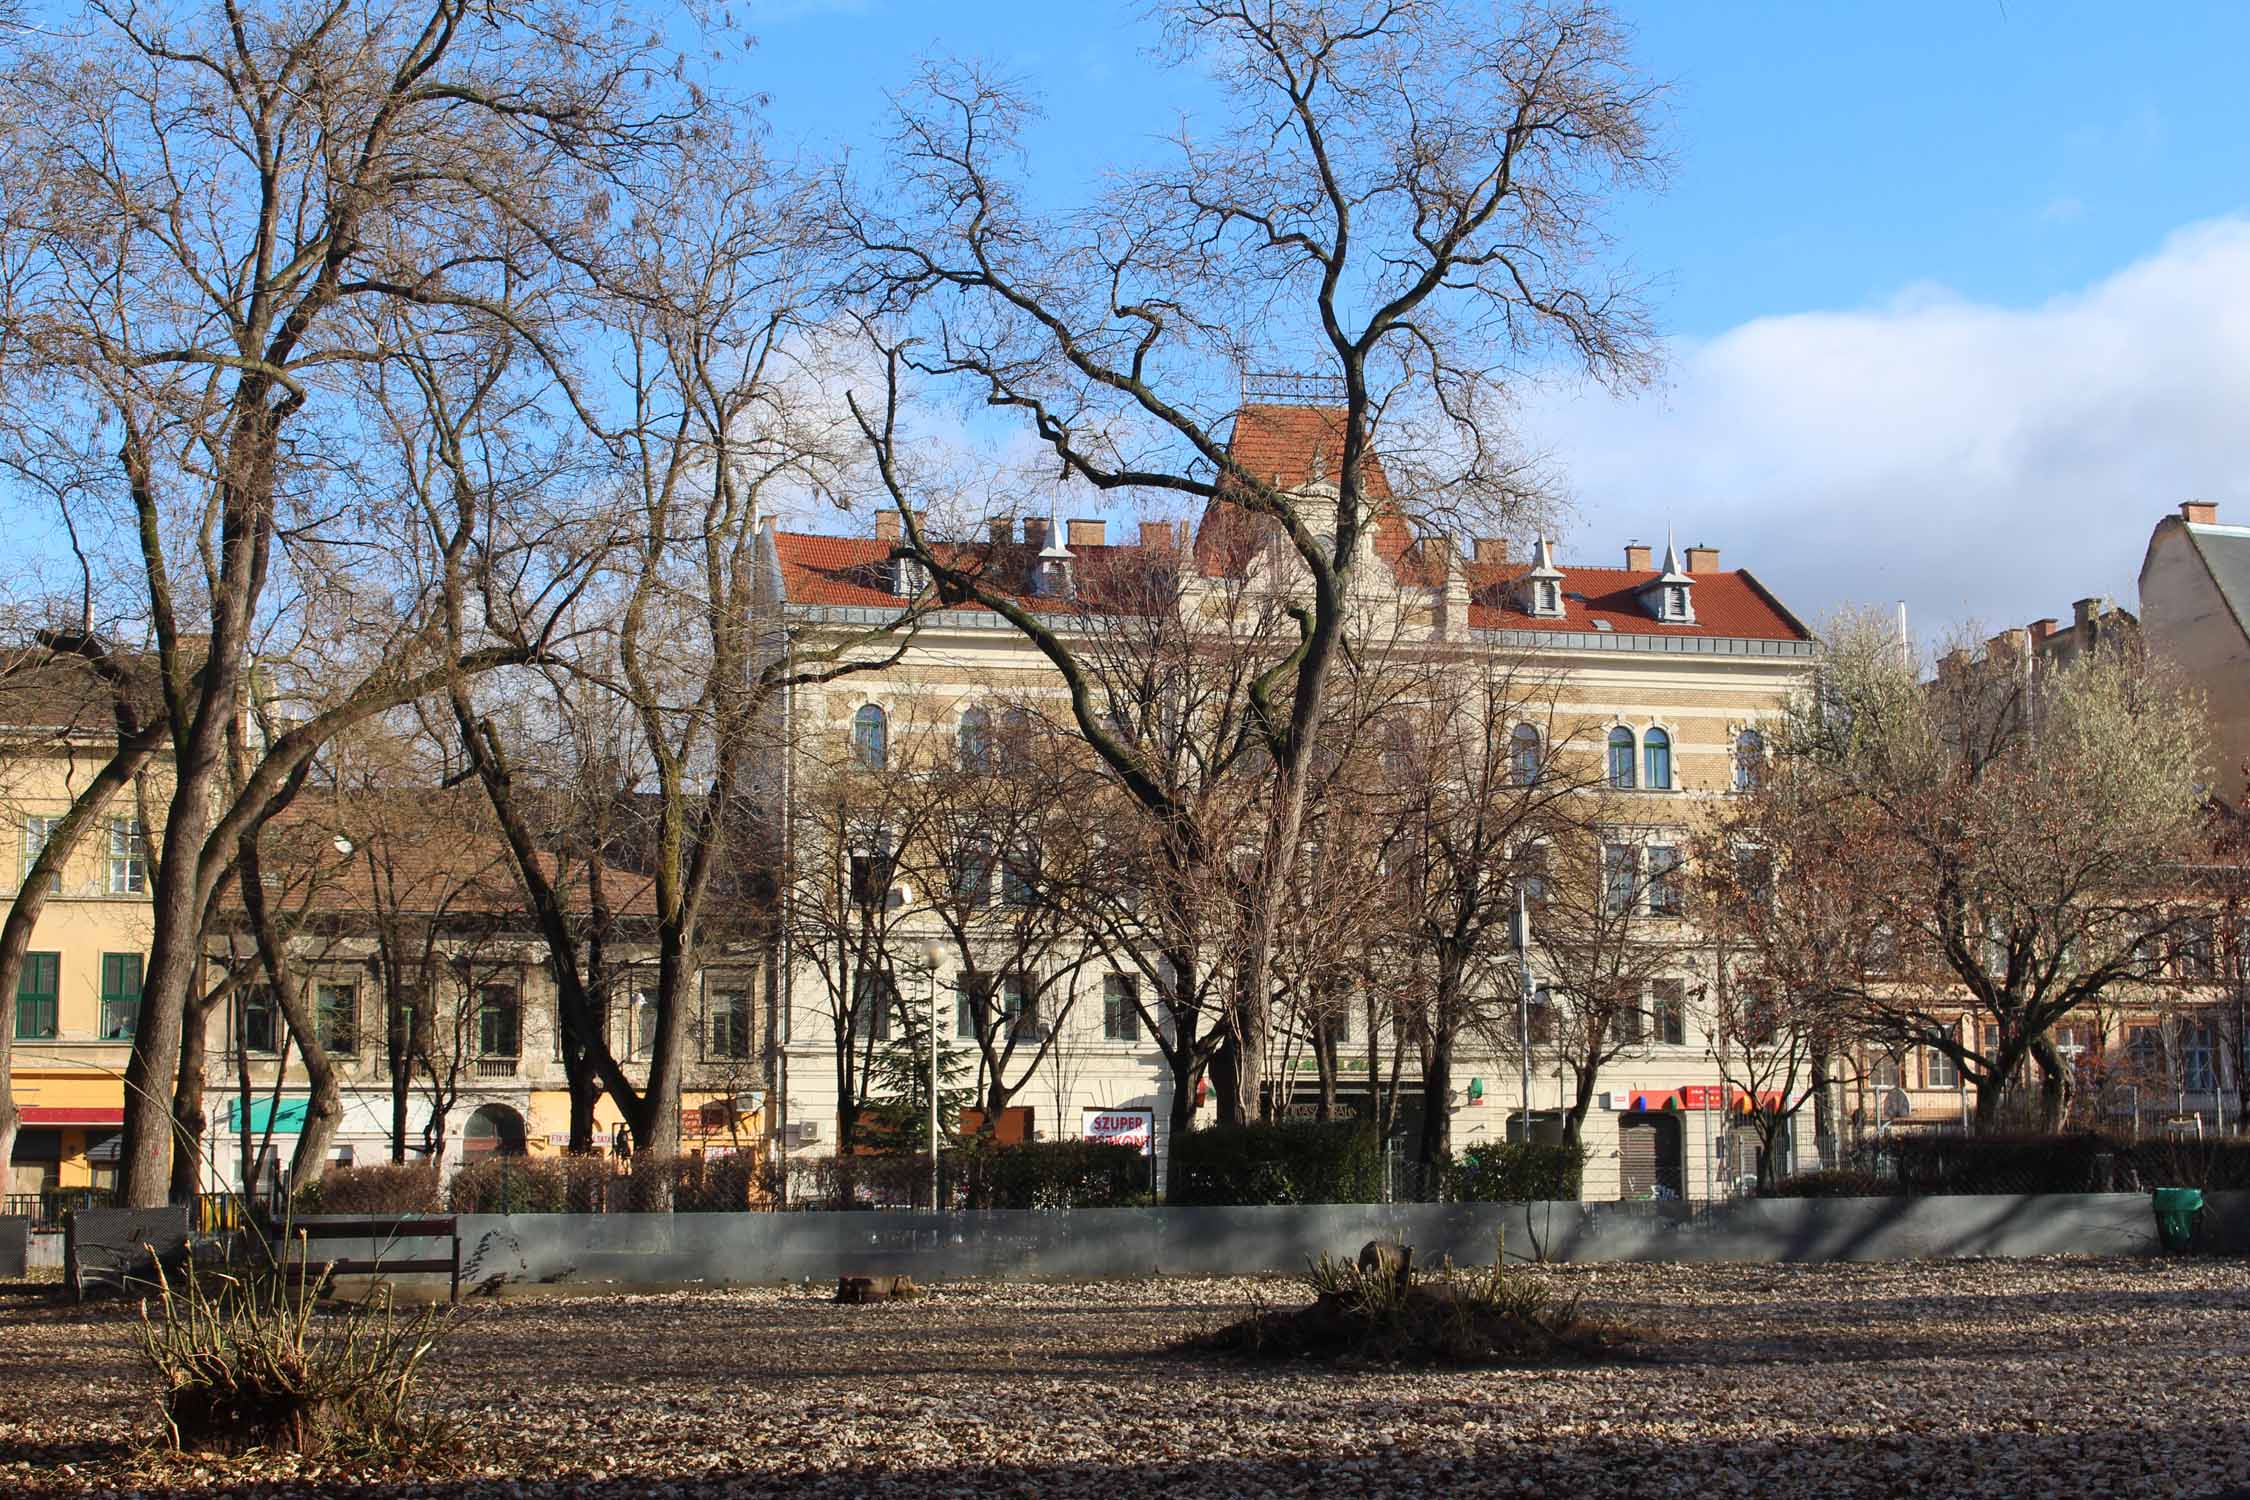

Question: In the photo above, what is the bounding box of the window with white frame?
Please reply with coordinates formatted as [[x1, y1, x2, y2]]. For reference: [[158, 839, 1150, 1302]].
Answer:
[[107, 816, 148, 894], [706, 986, 753, 1060], [1648, 979, 1686, 1046], [1924, 1047, 1959, 1089], [1606, 727, 1636, 789], [1641, 727, 1672, 791], [1646, 845, 1684, 916], [850, 703, 888, 770], [20, 815, 59, 894], [1601, 843, 1638, 915], [1103, 973, 1140, 1043], [1733, 729, 1765, 792], [632, 986, 660, 1057], [1510, 723, 1542, 784]]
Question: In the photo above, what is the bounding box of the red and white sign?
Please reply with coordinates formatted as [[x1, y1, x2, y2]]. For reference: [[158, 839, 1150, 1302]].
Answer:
[[1082, 1107, 1155, 1156]]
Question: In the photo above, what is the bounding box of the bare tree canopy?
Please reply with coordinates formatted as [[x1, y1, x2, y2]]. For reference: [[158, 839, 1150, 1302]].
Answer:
[[840, 0, 1665, 1119], [0, 0, 713, 1205], [1751, 613, 2210, 1133]]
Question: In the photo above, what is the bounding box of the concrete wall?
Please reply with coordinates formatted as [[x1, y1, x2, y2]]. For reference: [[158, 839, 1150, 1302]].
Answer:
[[299, 1192, 2243, 1291]]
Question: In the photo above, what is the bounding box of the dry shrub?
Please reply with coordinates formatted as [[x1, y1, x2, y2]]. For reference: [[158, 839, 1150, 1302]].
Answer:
[[1195, 1235, 1642, 1367], [292, 1163, 442, 1216], [135, 1236, 453, 1457]]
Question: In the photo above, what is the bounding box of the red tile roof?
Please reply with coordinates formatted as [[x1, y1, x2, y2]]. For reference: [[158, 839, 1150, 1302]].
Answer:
[[1223, 405, 1393, 499], [775, 405, 1806, 641], [1466, 562, 1807, 640]]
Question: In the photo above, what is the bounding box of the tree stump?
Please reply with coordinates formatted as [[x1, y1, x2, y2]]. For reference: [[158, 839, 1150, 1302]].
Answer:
[[835, 1274, 922, 1304], [1358, 1239, 1413, 1296]]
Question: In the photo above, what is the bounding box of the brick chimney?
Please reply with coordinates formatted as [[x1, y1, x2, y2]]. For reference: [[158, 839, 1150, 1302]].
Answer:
[[1140, 520, 1174, 550], [874, 510, 900, 543], [2182, 500, 2219, 525], [1023, 517, 1050, 550], [1067, 518, 1106, 548], [1684, 545, 1721, 574], [1473, 537, 1508, 564], [2029, 617, 2059, 641], [1624, 542, 1652, 571], [2072, 597, 2101, 628], [988, 518, 1014, 547], [1422, 535, 1452, 575]]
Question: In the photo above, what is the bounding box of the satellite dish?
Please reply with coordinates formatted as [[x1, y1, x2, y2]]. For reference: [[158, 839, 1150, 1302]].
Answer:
[[1882, 1088, 1912, 1122]]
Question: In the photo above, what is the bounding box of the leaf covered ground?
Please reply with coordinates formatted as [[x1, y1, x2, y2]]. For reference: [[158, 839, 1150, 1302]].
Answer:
[[1, 1255, 2245, 1498]]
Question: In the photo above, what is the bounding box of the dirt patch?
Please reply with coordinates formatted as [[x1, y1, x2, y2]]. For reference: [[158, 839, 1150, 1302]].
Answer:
[[1, 1257, 2246, 1497]]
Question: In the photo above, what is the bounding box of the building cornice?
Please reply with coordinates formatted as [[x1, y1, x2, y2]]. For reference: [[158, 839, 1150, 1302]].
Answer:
[[781, 601, 1817, 660]]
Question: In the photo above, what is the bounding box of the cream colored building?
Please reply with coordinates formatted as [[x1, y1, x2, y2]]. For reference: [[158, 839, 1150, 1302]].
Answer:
[[758, 404, 1820, 1201], [192, 808, 771, 1195], [2, 654, 161, 1196], [2142, 499, 2250, 803]]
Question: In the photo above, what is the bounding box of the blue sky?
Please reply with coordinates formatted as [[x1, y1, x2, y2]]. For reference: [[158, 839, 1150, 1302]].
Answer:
[[741, 1, 2250, 644]]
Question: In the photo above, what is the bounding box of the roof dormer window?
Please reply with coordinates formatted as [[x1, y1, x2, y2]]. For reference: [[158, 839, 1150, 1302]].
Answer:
[[1639, 536, 1697, 625], [1520, 536, 1566, 619]]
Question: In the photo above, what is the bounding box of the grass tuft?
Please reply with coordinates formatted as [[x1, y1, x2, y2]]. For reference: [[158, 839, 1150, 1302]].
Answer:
[[133, 1233, 454, 1457]]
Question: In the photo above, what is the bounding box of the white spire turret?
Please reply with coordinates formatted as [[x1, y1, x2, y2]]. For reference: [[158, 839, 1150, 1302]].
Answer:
[[1642, 526, 1697, 624], [1519, 535, 1566, 619]]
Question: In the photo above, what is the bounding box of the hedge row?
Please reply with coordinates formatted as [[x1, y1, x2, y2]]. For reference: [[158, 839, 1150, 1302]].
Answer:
[[785, 1140, 1151, 1209], [440, 1153, 767, 1213], [292, 1162, 442, 1215], [1445, 1140, 1585, 1203], [1166, 1119, 1382, 1206], [955, 1138, 1150, 1209], [1762, 1133, 2250, 1197], [1887, 1132, 2250, 1195]]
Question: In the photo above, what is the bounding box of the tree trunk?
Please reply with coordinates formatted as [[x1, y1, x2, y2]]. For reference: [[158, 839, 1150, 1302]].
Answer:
[[167, 982, 223, 1204], [1560, 1065, 1600, 1148], [1415, 1031, 1453, 1197], [1809, 1052, 1836, 1170], [2030, 1032, 2074, 1133], [1210, 1030, 1243, 1125]]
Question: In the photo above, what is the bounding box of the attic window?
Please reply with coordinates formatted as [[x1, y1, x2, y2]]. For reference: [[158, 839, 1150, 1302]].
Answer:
[[1538, 581, 1560, 613], [1666, 586, 1687, 620], [1590, 620, 1613, 632]]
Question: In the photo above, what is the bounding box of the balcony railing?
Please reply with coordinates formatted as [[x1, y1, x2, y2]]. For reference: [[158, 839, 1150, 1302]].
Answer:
[[474, 1055, 519, 1079]]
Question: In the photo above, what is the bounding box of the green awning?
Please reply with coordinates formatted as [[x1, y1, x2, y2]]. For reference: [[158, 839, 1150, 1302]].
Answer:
[[226, 1097, 309, 1134]]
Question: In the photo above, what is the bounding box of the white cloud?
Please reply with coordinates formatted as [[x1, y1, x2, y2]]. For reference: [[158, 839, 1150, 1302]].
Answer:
[[1524, 216, 2250, 646]]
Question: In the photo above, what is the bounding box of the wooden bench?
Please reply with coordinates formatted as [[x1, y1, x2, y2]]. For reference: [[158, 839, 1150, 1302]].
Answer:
[[293, 1216, 462, 1303]]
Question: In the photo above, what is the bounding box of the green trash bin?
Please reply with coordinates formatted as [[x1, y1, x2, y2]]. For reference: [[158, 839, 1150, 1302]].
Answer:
[[2153, 1187, 2205, 1252]]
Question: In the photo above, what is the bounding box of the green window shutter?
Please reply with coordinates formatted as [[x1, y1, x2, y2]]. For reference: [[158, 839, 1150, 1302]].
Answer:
[[99, 952, 142, 1040], [16, 952, 59, 1039]]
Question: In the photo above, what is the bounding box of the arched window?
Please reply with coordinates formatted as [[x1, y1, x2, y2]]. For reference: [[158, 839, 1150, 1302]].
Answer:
[[1607, 726, 1636, 789], [959, 707, 993, 771], [1734, 728, 1764, 792], [1642, 727, 1672, 790], [1510, 723, 1542, 784], [463, 1103, 527, 1159], [999, 706, 1033, 769], [851, 703, 887, 770]]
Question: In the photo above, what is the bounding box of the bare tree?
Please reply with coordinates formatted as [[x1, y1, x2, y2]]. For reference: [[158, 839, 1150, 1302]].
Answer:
[[0, 0, 703, 1206], [1772, 615, 2208, 1132], [841, 0, 1663, 1118], [1365, 648, 1595, 1182], [1529, 804, 1706, 1150]]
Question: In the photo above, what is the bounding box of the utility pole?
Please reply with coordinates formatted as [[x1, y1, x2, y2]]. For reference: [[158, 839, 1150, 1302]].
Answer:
[[1514, 886, 1533, 1142]]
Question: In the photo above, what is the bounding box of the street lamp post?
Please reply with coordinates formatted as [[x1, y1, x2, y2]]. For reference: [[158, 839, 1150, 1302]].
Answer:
[[1514, 886, 1533, 1143], [922, 938, 946, 1210]]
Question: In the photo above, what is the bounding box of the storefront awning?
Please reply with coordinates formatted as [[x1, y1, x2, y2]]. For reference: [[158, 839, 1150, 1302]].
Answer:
[[225, 1098, 309, 1134], [20, 1106, 126, 1126]]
